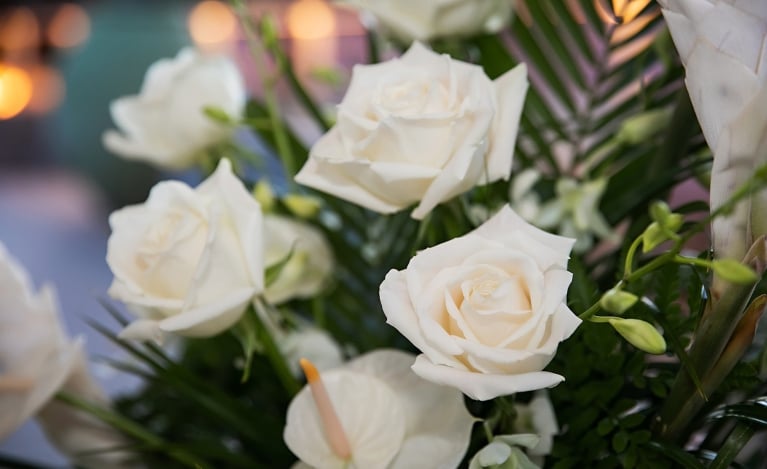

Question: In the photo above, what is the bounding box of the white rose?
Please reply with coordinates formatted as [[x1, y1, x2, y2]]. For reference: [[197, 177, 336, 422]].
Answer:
[[284, 349, 475, 469], [0, 242, 81, 440], [0, 243, 135, 469], [264, 214, 333, 304], [107, 159, 264, 340], [103, 47, 246, 169], [380, 206, 581, 401], [296, 42, 528, 220], [37, 353, 139, 469], [340, 0, 513, 42], [659, 0, 767, 264]]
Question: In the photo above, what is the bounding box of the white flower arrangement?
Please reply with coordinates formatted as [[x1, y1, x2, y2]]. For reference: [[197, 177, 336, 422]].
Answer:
[[3, 1, 767, 468]]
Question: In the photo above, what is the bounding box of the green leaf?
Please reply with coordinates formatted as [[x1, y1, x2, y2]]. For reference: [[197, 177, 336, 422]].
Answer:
[[612, 430, 629, 453], [265, 244, 297, 287], [708, 422, 756, 469]]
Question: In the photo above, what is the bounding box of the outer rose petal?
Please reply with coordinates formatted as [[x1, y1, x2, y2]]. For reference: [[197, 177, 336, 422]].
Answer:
[[411, 355, 565, 401], [295, 129, 406, 214], [380, 270, 460, 367], [107, 159, 264, 340], [483, 64, 528, 184], [474, 206, 575, 269]]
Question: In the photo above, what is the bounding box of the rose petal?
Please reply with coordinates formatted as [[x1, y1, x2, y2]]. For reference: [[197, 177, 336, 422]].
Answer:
[[483, 63, 528, 183], [158, 288, 255, 337], [412, 354, 565, 401]]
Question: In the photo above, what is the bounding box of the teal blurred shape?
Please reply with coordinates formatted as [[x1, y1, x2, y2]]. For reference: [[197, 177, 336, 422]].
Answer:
[[52, 1, 193, 208]]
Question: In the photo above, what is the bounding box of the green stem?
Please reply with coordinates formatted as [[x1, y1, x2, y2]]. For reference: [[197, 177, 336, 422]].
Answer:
[[253, 299, 302, 395], [623, 234, 645, 276], [57, 392, 208, 468], [230, 1, 298, 181]]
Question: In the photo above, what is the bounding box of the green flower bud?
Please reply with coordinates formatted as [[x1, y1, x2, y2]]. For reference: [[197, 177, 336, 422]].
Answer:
[[253, 180, 275, 212], [712, 259, 759, 285], [599, 288, 638, 314], [283, 194, 322, 219], [642, 213, 683, 253], [616, 108, 672, 145], [203, 106, 234, 125], [608, 318, 667, 354]]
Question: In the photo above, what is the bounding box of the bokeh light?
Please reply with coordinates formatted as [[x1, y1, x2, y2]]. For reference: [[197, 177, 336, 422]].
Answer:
[[0, 7, 40, 54], [286, 0, 336, 40], [27, 64, 65, 115], [47, 3, 91, 49], [188, 1, 237, 48], [0, 64, 33, 120]]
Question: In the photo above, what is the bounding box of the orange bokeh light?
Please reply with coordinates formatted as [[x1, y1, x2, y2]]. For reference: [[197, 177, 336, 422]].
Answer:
[[0, 64, 33, 120], [286, 0, 336, 40], [188, 1, 237, 47], [47, 3, 91, 49], [27, 64, 65, 115], [0, 7, 40, 54]]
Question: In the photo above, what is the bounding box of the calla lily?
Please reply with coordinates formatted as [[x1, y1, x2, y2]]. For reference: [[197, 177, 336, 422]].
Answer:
[[659, 0, 767, 267]]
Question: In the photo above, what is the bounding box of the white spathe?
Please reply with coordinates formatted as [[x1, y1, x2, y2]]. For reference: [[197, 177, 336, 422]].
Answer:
[[263, 214, 334, 304], [380, 206, 581, 401], [296, 42, 528, 220], [283, 349, 475, 468], [107, 158, 264, 340], [659, 0, 767, 265], [103, 47, 246, 169], [280, 326, 345, 378], [339, 0, 513, 42]]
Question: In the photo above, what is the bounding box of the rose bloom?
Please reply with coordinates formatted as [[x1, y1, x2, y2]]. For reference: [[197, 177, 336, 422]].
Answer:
[[103, 47, 246, 169], [380, 206, 581, 401], [0, 242, 82, 440], [107, 159, 264, 340], [284, 349, 475, 469], [0, 243, 135, 469], [295, 42, 528, 220], [263, 214, 334, 304], [340, 0, 513, 42]]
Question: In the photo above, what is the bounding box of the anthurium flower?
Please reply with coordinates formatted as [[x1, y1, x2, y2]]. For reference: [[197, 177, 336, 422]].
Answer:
[[659, 0, 767, 264], [283, 349, 475, 468]]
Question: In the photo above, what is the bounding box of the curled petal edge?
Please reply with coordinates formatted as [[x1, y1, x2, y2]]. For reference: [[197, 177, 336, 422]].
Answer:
[[411, 354, 565, 401]]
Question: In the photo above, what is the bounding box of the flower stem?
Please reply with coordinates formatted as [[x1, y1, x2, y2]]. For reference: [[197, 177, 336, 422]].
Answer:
[[230, 0, 299, 181]]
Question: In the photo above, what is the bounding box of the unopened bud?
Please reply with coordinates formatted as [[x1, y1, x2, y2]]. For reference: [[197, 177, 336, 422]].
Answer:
[[203, 106, 234, 125], [253, 180, 275, 212], [284, 194, 322, 219], [616, 108, 672, 145], [600, 288, 638, 314], [642, 214, 683, 253], [608, 318, 667, 354], [712, 259, 759, 285]]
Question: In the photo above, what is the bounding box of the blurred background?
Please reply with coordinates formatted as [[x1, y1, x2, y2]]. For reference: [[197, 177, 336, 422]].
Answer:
[[0, 0, 365, 464]]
